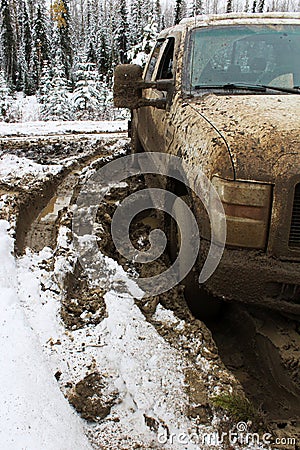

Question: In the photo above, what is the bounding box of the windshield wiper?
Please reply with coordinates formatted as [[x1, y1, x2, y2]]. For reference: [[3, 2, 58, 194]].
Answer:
[[194, 82, 300, 94], [194, 83, 266, 92], [261, 84, 300, 94]]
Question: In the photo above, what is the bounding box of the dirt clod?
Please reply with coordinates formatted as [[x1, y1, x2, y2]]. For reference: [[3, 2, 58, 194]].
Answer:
[[68, 372, 118, 422], [62, 263, 107, 330]]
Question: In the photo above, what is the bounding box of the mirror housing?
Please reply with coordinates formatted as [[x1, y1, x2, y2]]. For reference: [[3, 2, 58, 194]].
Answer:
[[114, 64, 173, 110], [114, 64, 144, 109]]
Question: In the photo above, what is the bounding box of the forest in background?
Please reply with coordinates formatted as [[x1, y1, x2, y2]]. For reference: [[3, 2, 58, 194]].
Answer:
[[0, 0, 299, 122]]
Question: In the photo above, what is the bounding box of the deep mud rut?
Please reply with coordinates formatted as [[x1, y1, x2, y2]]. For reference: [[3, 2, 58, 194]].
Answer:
[[6, 140, 300, 448], [208, 305, 300, 445]]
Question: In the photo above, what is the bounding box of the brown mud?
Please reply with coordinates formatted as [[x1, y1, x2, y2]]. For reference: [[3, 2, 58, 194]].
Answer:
[[67, 372, 119, 422], [63, 261, 107, 330], [92, 170, 300, 445], [208, 304, 300, 446]]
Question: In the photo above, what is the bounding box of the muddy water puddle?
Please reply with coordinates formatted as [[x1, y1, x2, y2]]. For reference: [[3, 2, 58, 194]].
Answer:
[[24, 171, 80, 252], [38, 194, 73, 222]]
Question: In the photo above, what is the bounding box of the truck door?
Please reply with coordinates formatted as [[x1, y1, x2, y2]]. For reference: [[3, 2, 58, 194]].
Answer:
[[137, 37, 175, 153]]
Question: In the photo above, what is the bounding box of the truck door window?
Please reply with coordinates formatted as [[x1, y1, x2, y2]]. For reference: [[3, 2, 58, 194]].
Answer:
[[156, 38, 175, 80], [144, 40, 164, 81]]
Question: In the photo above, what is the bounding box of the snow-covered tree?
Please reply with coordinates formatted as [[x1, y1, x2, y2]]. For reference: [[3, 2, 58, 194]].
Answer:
[[40, 50, 73, 120], [115, 0, 129, 64], [174, 0, 187, 25], [51, 0, 73, 79], [127, 19, 158, 67], [258, 0, 265, 11], [0, 70, 17, 121], [33, 3, 50, 86], [38, 60, 52, 103], [226, 0, 233, 12], [153, 0, 162, 30], [97, 30, 111, 78], [1, 0, 18, 85], [130, 0, 149, 47], [72, 61, 102, 119]]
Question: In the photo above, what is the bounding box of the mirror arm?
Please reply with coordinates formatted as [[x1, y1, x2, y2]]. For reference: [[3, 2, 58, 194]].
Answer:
[[137, 98, 167, 110]]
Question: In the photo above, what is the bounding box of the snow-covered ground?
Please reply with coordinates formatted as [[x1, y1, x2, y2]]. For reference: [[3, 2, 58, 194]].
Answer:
[[0, 120, 128, 137], [0, 221, 93, 450]]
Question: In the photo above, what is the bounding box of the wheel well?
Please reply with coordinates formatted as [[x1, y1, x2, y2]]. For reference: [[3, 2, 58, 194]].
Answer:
[[167, 176, 189, 198]]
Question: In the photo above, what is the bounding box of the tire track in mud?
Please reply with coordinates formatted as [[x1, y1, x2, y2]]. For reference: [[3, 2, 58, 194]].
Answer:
[[15, 138, 127, 254]]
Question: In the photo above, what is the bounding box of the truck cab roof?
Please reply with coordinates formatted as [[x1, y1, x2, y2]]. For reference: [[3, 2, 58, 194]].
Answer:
[[158, 12, 300, 38]]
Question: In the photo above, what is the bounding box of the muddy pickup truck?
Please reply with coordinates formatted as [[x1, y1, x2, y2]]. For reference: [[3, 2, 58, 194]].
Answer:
[[114, 13, 300, 317]]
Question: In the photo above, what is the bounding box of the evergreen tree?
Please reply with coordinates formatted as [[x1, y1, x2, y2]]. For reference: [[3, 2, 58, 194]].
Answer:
[[84, 0, 98, 64], [40, 49, 73, 120], [51, 0, 73, 79], [130, 0, 146, 46], [115, 0, 128, 64], [226, 0, 233, 12], [38, 60, 53, 105], [191, 0, 204, 16], [0, 0, 17, 85], [72, 61, 102, 119], [174, 0, 187, 25], [17, 1, 35, 94], [258, 0, 265, 11], [154, 0, 162, 31], [33, 3, 50, 82], [97, 30, 110, 78], [20, 1, 32, 66], [0, 69, 12, 120]]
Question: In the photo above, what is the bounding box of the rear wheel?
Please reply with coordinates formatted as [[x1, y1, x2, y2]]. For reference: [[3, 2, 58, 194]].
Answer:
[[167, 195, 223, 320]]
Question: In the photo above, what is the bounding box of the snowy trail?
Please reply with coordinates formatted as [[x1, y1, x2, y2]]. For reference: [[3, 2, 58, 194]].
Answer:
[[0, 220, 92, 450]]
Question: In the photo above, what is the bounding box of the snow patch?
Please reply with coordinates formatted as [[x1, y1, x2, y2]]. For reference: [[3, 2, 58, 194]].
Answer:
[[0, 220, 92, 450], [0, 120, 128, 137]]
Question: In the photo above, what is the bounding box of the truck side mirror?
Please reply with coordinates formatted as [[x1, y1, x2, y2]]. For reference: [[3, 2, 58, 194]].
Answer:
[[114, 64, 144, 109], [114, 64, 169, 110]]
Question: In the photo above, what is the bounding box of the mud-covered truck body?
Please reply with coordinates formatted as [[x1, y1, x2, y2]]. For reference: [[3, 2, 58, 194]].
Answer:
[[114, 13, 300, 316]]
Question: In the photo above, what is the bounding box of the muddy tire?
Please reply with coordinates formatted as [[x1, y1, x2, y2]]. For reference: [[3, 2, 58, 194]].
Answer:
[[167, 195, 223, 320]]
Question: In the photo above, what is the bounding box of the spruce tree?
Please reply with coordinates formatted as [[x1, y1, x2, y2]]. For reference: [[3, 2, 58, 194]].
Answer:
[[154, 0, 162, 31], [18, 1, 35, 94], [38, 60, 53, 105], [190, 0, 204, 16], [33, 3, 50, 78], [174, 0, 187, 25], [0, 70, 13, 120], [97, 31, 110, 78], [51, 0, 73, 79], [0, 0, 18, 85], [72, 61, 102, 119], [40, 49, 73, 120], [116, 0, 129, 64], [258, 0, 265, 11], [130, 0, 144, 46], [226, 0, 233, 12]]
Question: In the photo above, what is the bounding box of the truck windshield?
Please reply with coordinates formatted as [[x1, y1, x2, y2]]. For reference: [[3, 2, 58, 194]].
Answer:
[[188, 24, 300, 93]]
